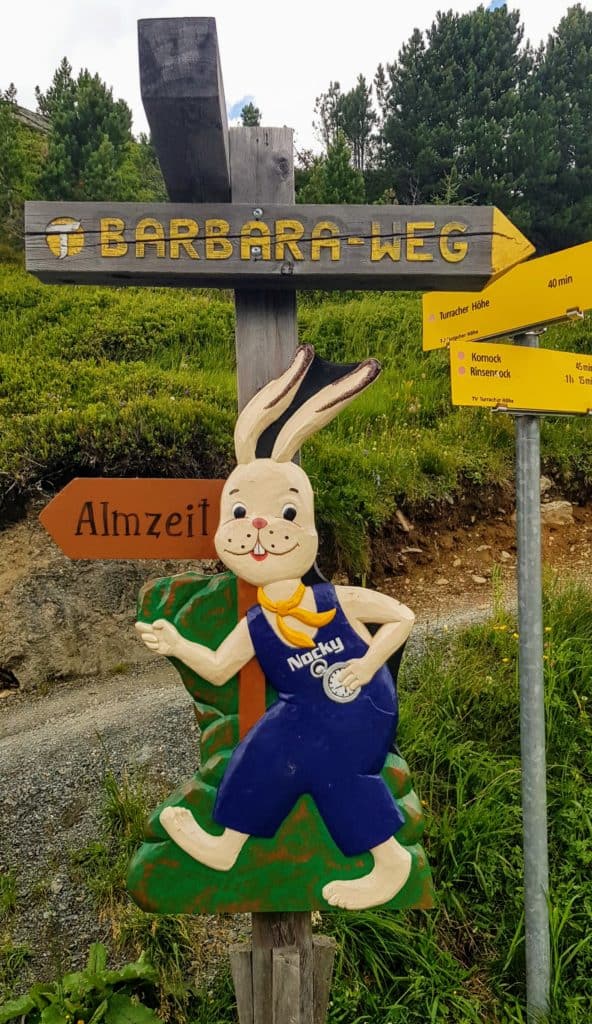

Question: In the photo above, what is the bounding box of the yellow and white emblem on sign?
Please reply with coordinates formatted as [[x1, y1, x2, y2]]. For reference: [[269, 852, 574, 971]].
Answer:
[[45, 217, 84, 259]]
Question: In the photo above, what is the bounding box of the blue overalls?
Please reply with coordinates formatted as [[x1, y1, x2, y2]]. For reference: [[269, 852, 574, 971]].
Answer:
[[213, 582, 405, 856]]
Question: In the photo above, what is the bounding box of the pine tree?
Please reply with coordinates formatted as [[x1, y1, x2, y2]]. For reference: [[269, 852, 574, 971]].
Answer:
[[240, 102, 261, 126], [530, 4, 592, 249], [313, 81, 343, 150], [37, 62, 133, 201], [0, 84, 27, 246], [298, 132, 365, 203], [380, 8, 530, 207], [338, 76, 376, 171]]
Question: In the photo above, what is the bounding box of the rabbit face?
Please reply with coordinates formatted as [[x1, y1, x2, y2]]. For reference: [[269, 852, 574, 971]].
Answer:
[[214, 459, 318, 586]]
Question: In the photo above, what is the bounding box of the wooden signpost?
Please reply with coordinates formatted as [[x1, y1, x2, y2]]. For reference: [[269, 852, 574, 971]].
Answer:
[[26, 201, 533, 291], [26, 15, 538, 1024], [423, 241, 592, 350]]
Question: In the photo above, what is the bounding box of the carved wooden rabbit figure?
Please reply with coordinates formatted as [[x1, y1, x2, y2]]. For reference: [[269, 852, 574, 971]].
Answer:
[[136, 345, 419, 910]]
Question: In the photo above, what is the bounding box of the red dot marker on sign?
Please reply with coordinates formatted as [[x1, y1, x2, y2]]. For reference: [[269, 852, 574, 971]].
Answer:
[[458, 351, 465, 360], [459, 366, 466, 375]]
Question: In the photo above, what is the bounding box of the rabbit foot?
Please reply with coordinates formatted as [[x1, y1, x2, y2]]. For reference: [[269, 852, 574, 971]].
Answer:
[[322, 837, 412, 910], [159, 807, 247, 871]]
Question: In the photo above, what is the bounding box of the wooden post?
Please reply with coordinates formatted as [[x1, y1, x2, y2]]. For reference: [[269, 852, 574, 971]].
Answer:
[[136, 25, 334, 1023], [230, 127, 297, 409], [229, 126, 322, 1024], [138, 18, 230, 202]]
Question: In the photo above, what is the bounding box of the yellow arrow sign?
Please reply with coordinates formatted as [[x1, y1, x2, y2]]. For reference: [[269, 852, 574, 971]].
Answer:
[[423, 241, 592, 351], [450, 339, 592, 415]]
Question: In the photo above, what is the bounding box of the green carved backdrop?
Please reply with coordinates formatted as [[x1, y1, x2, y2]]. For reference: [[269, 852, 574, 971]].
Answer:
[[127, 571, 434, 914]]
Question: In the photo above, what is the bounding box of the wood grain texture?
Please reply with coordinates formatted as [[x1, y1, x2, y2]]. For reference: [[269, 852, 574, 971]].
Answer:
[[230, 944, 254, 1024], [231, 128, 298, 412], [252, 914, 313, 1024], [138, 18, 230, 202], [312, 937, 336, 1024], [272, 950, 301, 1024], [229, 127, 294, 205], [233, 123, 311, 1024], [25, 201, 527, 291]]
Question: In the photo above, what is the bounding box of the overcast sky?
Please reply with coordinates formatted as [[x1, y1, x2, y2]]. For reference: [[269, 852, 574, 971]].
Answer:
[[2, 1, 588, 151]]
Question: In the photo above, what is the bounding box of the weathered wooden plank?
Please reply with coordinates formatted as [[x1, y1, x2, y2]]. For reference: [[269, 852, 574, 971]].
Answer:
[[24, 202, 534, 292], [229, 126, 294, 205], [138, 18, 230, 202], [312, 936, 336, 1024], [229, 944, 254, 1024], [252, 913, 313, 1024], [272, 949, 300, 1024], [231, 127, 297, 408]]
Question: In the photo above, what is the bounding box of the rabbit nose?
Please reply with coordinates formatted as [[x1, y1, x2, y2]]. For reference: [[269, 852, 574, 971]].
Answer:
[[252, 517, 268, 529]]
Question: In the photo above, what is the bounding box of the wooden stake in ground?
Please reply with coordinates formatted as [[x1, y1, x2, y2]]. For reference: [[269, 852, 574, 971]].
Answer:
[[138, 22, 331, 1023]]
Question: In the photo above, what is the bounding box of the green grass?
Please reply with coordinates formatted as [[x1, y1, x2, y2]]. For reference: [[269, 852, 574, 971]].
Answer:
[[69, 770, 207, 1022], [52, 580, 592, 1021], [4, 262, 592, 574], [0, 875, 16, 924]]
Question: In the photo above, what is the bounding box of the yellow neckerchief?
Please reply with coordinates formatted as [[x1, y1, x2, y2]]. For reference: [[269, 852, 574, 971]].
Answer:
[[257, 582, 336, 649]]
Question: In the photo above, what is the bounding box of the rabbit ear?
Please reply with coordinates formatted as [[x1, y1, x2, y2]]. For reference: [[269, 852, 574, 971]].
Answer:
[[271, 358, 381, 463], [234, 345, 314, 464]]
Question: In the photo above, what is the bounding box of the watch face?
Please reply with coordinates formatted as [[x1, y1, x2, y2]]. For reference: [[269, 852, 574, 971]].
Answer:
[[322, 662, 360, 703]]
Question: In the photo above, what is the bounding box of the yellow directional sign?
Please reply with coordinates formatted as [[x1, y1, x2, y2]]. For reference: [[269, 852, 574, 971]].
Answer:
[[423, 242, 592, 351], [450, 340, 592, 415]]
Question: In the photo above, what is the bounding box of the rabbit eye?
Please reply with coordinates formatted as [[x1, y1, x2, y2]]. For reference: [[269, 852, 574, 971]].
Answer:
[[232, 503, 247, 519], [282, 504, 297, 522]]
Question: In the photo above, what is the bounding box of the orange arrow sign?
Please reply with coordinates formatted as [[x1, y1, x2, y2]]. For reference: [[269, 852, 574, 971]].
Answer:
[[40, 478, 224, 559]]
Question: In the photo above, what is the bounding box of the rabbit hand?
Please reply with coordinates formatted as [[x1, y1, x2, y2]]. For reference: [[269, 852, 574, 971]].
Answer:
[[135, 618, 183, 658], [339, 657, 375, 691]]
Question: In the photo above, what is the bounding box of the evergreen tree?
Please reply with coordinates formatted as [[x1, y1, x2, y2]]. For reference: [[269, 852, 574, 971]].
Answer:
[[338, 75, 376, 171], [241, 102, 261, 126], [380, 7, 530, 207], [314, 78, 376, 171], [37, 62, 133, 201], [118, 134, 168, 202], [530, 4, 592, 249], [0, 85, 27, 246], [35, 57, 75, 119], [313, 81, 343, 149], [298, 132, 365, 203]]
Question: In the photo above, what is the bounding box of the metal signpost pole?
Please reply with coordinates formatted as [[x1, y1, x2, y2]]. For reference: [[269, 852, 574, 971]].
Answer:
[[513, 331, 551, 1023]]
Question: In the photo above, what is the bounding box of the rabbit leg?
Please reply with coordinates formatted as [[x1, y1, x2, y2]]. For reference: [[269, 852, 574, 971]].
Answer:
[[160, 807, 248, 870], [322, 837, 412, 910]]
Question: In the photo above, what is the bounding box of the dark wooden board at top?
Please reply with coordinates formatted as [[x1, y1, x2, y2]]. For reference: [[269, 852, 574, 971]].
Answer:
[[138, 18, 230, 203], [25, 201, 534, 292]]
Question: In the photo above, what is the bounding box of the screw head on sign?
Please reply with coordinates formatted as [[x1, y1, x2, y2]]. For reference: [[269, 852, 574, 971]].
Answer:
[[253, 208, 263, 218], [251, 246, 262, 257]]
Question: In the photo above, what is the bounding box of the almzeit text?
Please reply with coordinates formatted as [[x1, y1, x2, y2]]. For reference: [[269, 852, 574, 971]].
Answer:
[[75, 500, 210, 538]]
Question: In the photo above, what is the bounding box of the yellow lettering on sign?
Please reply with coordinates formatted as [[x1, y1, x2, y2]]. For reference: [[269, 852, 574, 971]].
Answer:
[[311, 222, 340, 261], [275, 220, 305, 261], [240, 221, 272, 260], [136, 218, 166, 258], [440, 222, 468, 263], [407, 222, 435, 262], [371, 221, 401, 262], [205, 219, 233, 260], [170, 218, 199, 260], [100, 218, 127, 257]]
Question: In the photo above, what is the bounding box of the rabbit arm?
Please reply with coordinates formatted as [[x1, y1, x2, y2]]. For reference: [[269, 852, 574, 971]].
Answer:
[[135, 616, 255, 687], [336, 587, 415, 688]]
